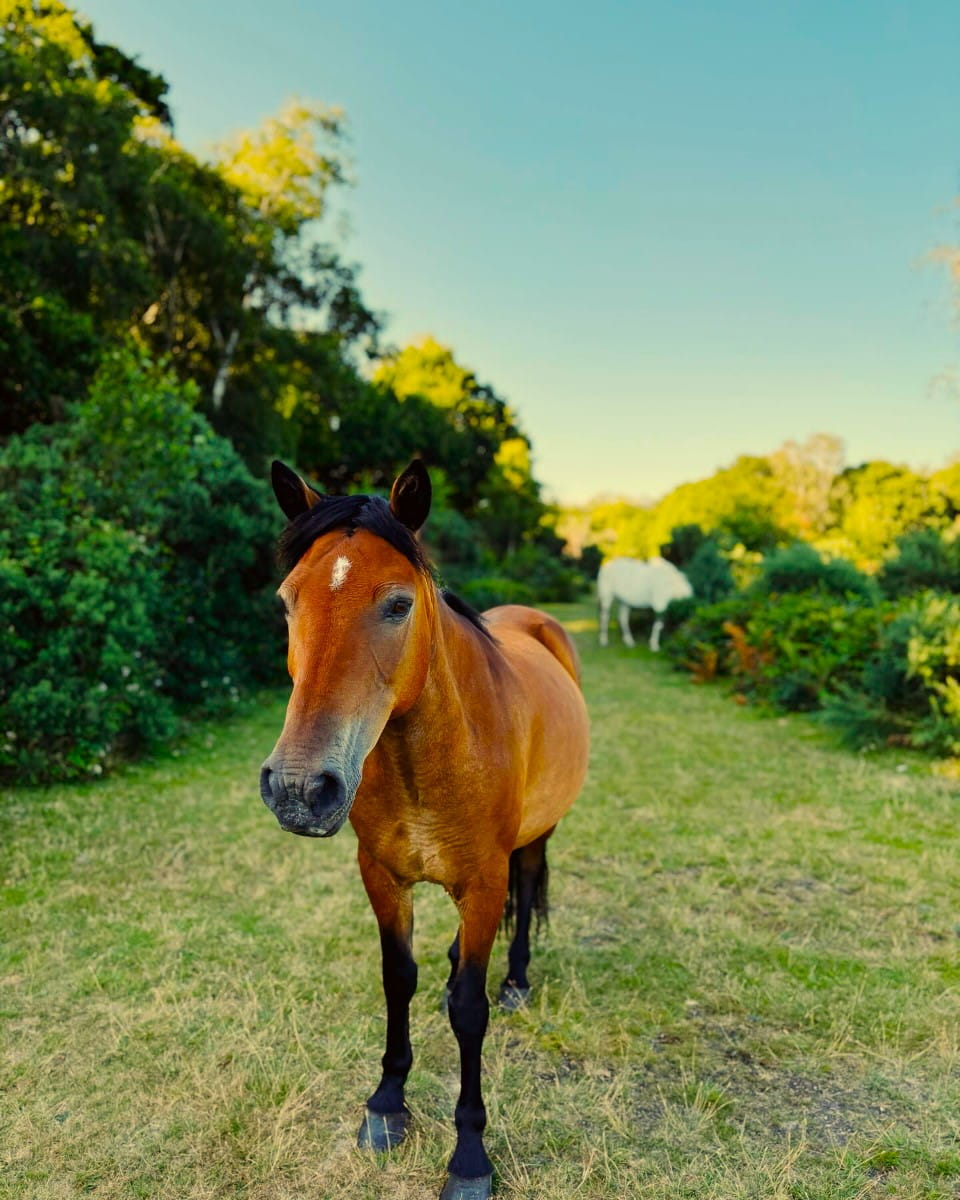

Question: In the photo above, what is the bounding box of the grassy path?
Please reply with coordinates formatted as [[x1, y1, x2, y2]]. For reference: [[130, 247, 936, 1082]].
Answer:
[[2, 600, 958, 1199]]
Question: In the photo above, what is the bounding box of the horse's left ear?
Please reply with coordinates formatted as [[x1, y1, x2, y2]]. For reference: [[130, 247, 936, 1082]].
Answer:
[[390, 460, 431, 532]]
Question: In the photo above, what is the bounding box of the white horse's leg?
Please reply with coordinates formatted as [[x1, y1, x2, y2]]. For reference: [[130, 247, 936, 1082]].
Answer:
[[598, 595, 610, 646], [619, 603, 635, 648], [649, 616, 664, 652]]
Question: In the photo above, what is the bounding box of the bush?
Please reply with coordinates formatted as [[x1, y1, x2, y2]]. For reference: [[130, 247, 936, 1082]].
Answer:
[[665, 595, 756, 680], [684, 537, 735, 603], [660, 524, 709, 566], [824, 593, 960, 755], [751, 542, 877, 602], [667, 592, 883, 711], [456, 576, 536, 611], [0, 350, 281, 781], [877, 529, 960, 599], [499, 543, 583, 602]]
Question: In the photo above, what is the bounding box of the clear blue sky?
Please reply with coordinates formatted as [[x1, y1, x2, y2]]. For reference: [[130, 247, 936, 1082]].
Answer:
[[78, 0, 960, 505]]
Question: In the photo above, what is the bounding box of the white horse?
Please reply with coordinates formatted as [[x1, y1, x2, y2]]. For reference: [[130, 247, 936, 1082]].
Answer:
[[597, 556, 693, 652]]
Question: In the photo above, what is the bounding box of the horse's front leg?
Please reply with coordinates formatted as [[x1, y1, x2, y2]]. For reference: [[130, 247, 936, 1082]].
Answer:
[[442, 871, 508, 1200], [618, 602, 636, 647], [357, 846, 416, 1152]]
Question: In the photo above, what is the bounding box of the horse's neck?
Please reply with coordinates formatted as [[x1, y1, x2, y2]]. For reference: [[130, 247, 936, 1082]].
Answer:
[[383, 596, 497, 757]]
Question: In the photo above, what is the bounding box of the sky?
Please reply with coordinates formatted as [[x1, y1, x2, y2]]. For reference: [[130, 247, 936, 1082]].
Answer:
[[77, 0, 960, 506]]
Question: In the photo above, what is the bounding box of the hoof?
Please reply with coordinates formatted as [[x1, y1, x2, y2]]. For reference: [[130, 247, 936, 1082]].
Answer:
[[356, 1107, 409, 1152], [439, 1173, 493, 1200], [498, 982, 530, 1011]]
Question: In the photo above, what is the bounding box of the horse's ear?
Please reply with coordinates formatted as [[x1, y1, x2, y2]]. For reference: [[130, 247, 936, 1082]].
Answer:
[[389, 460, 431, 533], [271, 460, 321, 521]]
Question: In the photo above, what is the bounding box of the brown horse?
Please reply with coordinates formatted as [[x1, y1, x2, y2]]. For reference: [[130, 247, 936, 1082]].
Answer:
[[260, 459, 590, 1200]]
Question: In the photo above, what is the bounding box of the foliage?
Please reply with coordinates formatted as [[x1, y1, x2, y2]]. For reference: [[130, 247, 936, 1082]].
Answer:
[[0, 0, 379, 467], [668, 592, 884, 711], [0, 351, 280, 781], [567, 434, 960, 583], [828, 461, 947, 565], [824, 594, 960, 755], [664, 594, 756, 682], [660, 523, 708, 566], [669, 550, 960, 758], [876, 529, 960, 599], [750, 541, 877, 602], [683, 537, 735, 603], [768, 433, 845, 537], [373, 336, 525, 512], [646, 454, 792, 554], [456, 575, 537, 610]]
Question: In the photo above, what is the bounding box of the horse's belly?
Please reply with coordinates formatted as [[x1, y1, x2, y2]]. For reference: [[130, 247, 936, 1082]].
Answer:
[[513, 686, 589, 848]]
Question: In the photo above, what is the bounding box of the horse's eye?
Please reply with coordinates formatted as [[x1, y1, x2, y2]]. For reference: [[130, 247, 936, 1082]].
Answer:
[[384, 596, 413, 621]]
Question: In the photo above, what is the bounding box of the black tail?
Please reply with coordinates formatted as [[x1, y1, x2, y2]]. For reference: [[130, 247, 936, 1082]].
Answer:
[[502, 838, 550, 937]]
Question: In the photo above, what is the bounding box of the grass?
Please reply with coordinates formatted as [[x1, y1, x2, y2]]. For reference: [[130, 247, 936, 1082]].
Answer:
[[2, 597, 959, 1199]]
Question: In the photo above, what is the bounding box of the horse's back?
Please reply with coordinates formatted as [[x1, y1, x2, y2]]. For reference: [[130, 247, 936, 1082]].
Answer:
[[482, 605, 589, 847], [598, 556, 691, 609], [483, 604, 582, 685]]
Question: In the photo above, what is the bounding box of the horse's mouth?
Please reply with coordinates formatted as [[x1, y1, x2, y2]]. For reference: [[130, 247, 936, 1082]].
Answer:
[[276, 801, 352, 838]]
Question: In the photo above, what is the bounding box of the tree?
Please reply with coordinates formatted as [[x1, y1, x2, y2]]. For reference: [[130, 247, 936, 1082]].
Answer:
[[770, 433, 845, 537], [646, 455, 790, 552], [828, 461, 947, 565], [373, 337, 522, 509], [0, 0, 162, 431], [0, 1, 380, 456]]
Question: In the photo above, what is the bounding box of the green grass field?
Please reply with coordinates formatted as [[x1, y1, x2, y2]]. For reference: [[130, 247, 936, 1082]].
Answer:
[[2, 600, 958, 1199]]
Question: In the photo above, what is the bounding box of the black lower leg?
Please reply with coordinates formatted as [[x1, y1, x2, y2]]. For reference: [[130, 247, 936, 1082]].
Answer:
[[368, 927, 417, 1115], [503, 834, 550, 997], [446, 960, 493, 1182]]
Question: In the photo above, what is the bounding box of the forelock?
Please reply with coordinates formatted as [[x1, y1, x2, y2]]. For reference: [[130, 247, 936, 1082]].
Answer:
[[277, 493, 429, 576]]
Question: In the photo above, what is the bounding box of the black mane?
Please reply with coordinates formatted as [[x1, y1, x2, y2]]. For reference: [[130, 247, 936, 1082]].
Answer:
[[277, 493, 493, 641]]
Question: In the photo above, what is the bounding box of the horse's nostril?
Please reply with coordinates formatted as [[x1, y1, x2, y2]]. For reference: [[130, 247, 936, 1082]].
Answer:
[[260, 765, 277, 806], [305, 771, 347, 821]]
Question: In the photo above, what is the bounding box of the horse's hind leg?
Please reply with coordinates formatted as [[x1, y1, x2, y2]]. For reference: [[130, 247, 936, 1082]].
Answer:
[[357, 847, 416, 1153], [649, 614, 664, 652], [499, 831, 552, 1010], [598, 593, 610, 646]]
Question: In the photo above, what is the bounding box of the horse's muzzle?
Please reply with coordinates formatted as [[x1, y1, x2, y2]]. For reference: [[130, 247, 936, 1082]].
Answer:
[[259, 764, 353, 837]]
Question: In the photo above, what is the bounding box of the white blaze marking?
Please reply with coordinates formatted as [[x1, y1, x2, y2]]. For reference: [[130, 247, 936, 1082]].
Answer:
[[330, 555, 352, 591]]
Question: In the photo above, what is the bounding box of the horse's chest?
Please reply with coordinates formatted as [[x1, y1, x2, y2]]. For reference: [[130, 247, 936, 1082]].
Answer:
[[354, 809, 460, 886]]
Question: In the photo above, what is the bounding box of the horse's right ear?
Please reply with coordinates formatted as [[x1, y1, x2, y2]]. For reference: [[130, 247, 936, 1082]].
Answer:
[[390, 459, 431, 532], [271, 461, 321, 521]]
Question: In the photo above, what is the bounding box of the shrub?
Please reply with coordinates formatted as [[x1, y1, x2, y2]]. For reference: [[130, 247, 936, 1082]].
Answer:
[[0, 350, 281, 781], [751, 542, 877, 601], [684, 537, 735, 603], [877, 529, 960, 599], [498, 544, 583, 602], [456, 576, 536, 611], [741, 593, 884, 710], [824, 593, 960, 755], [665, 595, 756, 681], [660, 524, 708, 566], [667, 591, 883, 710]]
